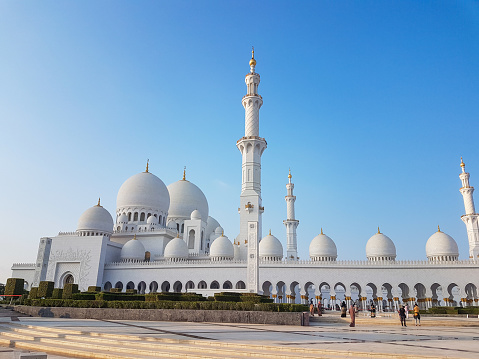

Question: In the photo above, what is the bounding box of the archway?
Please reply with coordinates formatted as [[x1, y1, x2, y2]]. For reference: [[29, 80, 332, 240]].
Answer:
[[188, 229, 195, 249], [149, 281, 158, 293], [334, 282, 346, 309], [137, 281, 146, 294], [115, 281, 123, 291], [414, 283, 427, 310], [198, 280, 207, 289], [381, 283, 393, 311], [447, 283, 460, 307], [210, 281, 220, 290], [290, 281, 300, 304], [235, 281, 246, 290], [262, 281, 273, 298], [223, 281, 232, 290], [431, 283, 442, 307], [126, 281, 135, 290], [318, 282, 331, 309], [161, 281, 170, 292], [276, 281, 286, 303], [173, 281, 182, 293], [186, 281, 195, 290], [104, 281, 112, 292], [465, 283, 478, 307]]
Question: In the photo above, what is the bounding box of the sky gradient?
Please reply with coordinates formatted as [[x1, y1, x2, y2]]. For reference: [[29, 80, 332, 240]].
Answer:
[[1, 1, 478, 283]]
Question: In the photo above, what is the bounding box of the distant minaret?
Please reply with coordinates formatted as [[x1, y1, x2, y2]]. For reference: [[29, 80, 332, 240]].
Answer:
[[459, 158, 479, 259], [237, 48, 267, 293], [283, 169, 299, 260]]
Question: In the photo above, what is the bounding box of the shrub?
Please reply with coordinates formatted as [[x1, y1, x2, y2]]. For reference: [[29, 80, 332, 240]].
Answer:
[[72, 293, 96, 301], [38, 281, 54, 298], [87, 286, 101, 292], [126, 289, 138, 294], [62, 284, 79, 299], [110, 288, 121, 293], [5, 278, 24, 296], [51, 289, 63, 299], [28, 287, 39, 300], [95, 292, 145, 302]]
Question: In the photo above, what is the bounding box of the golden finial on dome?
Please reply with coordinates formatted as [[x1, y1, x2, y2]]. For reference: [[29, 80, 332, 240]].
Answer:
[[145, 159, 149, 173], [97, 198, 101, 206], [222, 230, 224, 237], [321, 228, 323, 235], [378, 226, 381, 234], [176, 232, 180, 238], [182, 166, 186, 181], [288, 168, 292, 179], [133, 234, 137, 240], [249, 46, 256, 67], [269, 229, 271, 236], [460, 157, 465, 172], [437, 225, 441, 232]]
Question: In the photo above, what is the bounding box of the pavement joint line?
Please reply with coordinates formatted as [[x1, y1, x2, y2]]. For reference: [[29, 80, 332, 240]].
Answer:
[[99, 319, 218, 340]]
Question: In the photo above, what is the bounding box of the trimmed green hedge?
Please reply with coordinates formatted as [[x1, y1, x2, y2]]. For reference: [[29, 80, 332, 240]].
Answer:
[[72, 293, 96, 301], [23, 299, 307, 312], [29, 287, 39, 299], [95, 292, 145, 301], [51, 289, 63, 299], [126, 289, 137, 294], [38, 281, 54, 298], [5, 278, 24, 296], [109, 288, 121, 293], [62, 284, 79, 299], [88, 286, 101, 292], [145, 292, 205, 302]]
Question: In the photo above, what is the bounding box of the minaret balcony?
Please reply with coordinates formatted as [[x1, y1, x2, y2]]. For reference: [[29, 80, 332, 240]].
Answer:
[[242, 94, 262, 100]]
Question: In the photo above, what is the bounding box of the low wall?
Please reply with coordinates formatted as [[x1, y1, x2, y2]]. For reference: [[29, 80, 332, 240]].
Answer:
[[14, 306, 308, 326]]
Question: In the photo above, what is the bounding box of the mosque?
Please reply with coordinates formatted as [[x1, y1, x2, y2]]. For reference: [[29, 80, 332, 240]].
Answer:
[[11, 50, 479, 311]]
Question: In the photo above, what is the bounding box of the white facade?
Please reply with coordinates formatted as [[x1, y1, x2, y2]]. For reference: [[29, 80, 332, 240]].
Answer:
[[11, 51, 479, 310]]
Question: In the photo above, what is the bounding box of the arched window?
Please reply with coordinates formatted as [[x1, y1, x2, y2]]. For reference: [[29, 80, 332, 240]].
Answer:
[[140, 213, 145, 222], [236, 281, 246, 289], [159, 215, 162, 225], [223, 281, 232, 289], [128, 212, 132, 221], [188, 229, 195, 249], [133, 212, 139, 221], [198, 281, 207, 289], [115, 281, 123, 291], [104, 281, 112, 291], [181, 223, 184, 233], [201, 231, 204, 250], [64, 274, 74, 286], [210, 281, 220, 289]]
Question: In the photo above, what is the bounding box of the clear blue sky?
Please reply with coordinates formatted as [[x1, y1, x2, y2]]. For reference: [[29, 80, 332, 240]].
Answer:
[[1, 1, 478, 283]]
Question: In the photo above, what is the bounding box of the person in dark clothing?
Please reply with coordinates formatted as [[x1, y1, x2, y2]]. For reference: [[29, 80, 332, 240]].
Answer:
[[399, 305, 407, 327], [370, 303, 376, 318], [340, 301, 347, 317]]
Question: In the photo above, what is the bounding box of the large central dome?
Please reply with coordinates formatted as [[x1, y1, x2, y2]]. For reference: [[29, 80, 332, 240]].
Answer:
[[167, 179, 208, 221], [117, 171, 170, 212]]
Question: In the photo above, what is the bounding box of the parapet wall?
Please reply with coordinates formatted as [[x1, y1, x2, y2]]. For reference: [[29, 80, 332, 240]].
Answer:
[[14, 305, 308, 326]]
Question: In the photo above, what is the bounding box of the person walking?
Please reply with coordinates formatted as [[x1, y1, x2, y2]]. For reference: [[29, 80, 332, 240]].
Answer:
[[317, 300, 322, 316], [413, 303, 421, 326], [399, 305, 407, 327], [349, 304, 356, 327], [340, 301, 347, 317], [405, 304, 409, 319], [370, 302, 376, 318], [310, 299, 315, 316]]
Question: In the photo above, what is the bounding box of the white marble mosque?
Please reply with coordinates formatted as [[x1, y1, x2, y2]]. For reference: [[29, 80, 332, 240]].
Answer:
[[11, 50, 479, 311]]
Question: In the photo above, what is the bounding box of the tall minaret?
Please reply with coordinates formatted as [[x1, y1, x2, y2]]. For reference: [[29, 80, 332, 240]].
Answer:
[[237, 48, 267, 293], [283, 169, 299, 260], [459, 157, 479, 259]]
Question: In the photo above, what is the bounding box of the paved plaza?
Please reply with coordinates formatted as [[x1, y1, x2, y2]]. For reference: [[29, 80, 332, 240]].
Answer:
[[0, 307, 478, 358]]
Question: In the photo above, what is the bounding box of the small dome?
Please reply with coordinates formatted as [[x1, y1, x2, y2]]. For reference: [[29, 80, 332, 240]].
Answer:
[[147, 215, 158, 225], [117, 171, 170, 213], [77, 203, 114, 233], [214, 226, 224, 235], [164, 236, 188, 259], [366, 232, 396, 261], [426, 229, 459, 260], [309, 232, 337, 260], [205, 216, 220, 238], [167, 220, 177, 230], [210, 234, 234, 259], [191, 209, 201, 220], [259, 233, 283, 259], [117, 213, 128, 224], [120, 236, 145, 261], [167, 179, 208, 222]]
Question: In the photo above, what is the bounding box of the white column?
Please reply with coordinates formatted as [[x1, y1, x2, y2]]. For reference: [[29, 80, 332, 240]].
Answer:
[[237, 49, 267, 264], [459, 158, 479, 259], [284, 169, 299, 260]]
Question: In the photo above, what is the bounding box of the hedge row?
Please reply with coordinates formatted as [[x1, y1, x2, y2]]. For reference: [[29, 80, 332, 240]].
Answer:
[[5, 278, 24, 296], [23, 299, 307, 312], [145, 293, 205, 302], [428, 306, 479, 315]]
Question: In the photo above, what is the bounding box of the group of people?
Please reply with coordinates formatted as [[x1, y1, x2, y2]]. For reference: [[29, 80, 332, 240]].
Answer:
[[309, 299, 421, 328], [399, 303, 421, 327]]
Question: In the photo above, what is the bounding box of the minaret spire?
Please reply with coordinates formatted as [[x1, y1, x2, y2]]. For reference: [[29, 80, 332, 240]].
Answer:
[[182, 166, 186, 181], [145, 159, 149, 173], [237, 48, 267, 293], [284, 168, 299, 260], [459, 157, 479, 259]]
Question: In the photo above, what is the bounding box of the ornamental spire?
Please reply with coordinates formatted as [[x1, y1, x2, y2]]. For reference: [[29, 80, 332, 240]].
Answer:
[[97, 198, 101, 206], [288, 168, 292, 183], [249, 46, 256, 73], [437, 225, 441, 232], [461, 157, 465, 173], [182, 166, 186, 181], [145, 159, 149, 173], [378, 226, 381, 234]]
